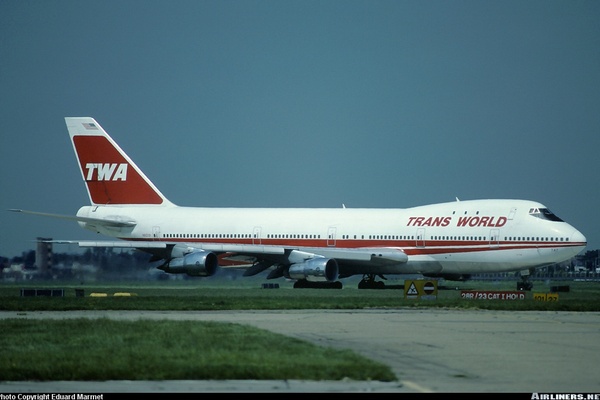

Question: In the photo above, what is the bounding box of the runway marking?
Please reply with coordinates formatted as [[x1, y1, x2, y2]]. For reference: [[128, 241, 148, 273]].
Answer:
[[400, 380, 434, 393]]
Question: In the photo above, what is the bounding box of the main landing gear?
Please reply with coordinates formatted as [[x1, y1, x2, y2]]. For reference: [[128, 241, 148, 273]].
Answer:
[[516, 269, 534, 291], [357, 274, 386, 289]]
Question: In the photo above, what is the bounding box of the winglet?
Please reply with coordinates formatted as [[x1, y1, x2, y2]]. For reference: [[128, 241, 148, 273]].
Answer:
[[66, 117, 173, 206]]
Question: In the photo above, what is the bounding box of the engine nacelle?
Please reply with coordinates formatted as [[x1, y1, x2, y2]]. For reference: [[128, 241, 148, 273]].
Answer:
[[160, 250, 219, 277], [288, 258, 339, 282]]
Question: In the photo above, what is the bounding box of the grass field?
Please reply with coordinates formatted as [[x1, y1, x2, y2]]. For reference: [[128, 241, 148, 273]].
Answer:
[[1, 277, 598, 382], [1, 276, 599, 311]]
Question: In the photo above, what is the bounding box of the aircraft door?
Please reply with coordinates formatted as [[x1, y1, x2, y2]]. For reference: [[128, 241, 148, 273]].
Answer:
[[153, 226, 160, 240], [489, 229, 499, 248], [253, 226, 262, 245], [327, 227, 337, 247], [416, 228, 425, 248]]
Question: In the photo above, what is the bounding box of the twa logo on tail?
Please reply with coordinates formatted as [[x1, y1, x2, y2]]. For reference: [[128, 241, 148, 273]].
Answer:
[[85, 163, 128, 181], [67, 117, 170, 206]]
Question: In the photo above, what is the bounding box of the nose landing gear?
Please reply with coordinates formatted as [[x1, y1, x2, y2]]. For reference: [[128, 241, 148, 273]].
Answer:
[[357, 274, 386, 289]]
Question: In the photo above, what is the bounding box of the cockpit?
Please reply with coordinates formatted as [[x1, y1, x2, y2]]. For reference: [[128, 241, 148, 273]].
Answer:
[[528, 208, 564, 222]]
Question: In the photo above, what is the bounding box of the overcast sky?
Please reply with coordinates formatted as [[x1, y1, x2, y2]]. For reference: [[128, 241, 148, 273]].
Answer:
[[1, 0, 598, 259]]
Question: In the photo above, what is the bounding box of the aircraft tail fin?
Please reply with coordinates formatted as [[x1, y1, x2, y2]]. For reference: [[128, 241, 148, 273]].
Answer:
[[65, 117, 173, 206]]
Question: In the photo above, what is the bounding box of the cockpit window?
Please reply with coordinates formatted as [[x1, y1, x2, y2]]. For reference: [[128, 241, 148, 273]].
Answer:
[[528, 208, 564, 222]]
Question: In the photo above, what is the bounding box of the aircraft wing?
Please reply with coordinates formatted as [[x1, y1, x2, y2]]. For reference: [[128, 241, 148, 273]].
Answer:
[[209, 244, 410, 280], [184, 243, 407, 263], [46, 240, 407, 264], [177, 242, 409, 280], [32, 238, 408, 280], [296, 246, 408, 264], [163, 242, 408, 268]]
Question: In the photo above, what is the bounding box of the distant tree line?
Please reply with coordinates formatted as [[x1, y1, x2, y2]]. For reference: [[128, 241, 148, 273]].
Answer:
[[0, 248, 156, 281], [578, 249, 599, 269], [1, 248, 598, 282]]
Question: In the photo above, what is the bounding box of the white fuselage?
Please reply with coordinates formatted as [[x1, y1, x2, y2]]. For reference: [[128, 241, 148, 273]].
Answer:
[[77, 198, 586, 276]]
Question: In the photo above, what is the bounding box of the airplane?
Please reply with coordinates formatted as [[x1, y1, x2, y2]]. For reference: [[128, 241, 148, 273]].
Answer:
[[11, 117, 587, 289]]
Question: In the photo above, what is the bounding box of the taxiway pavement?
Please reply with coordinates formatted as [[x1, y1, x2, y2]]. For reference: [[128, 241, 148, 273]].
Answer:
[[1, 309, 598, 393]]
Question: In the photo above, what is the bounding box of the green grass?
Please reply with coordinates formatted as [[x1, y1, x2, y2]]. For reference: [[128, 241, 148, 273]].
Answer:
[[1, 278, 599, 311], [1, 278, 598, 382], [0, 318, 395, 381]]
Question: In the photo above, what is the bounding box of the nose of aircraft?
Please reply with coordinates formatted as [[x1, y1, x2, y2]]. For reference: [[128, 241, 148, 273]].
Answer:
[[571, 229, 587, 247]]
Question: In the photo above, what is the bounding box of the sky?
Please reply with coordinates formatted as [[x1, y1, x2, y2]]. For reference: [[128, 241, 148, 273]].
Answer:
[[1, 0, 599, 259]]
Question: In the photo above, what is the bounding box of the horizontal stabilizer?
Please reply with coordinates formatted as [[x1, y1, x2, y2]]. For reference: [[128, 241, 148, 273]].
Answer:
[[9, 209, 136, 228], [39, 239, 167, 249]]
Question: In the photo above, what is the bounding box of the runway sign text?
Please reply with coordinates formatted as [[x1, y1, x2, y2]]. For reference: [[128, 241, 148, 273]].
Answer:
[[460, 291, 525, 300]]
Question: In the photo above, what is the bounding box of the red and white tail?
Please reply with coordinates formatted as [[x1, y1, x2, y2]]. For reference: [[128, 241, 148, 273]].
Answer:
[[66, 117, 172, 206]]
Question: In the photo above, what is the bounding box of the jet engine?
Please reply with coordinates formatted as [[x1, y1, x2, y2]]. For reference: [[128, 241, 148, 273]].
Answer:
[[159, 250, 219, 277], [287, 258, 339, 282]]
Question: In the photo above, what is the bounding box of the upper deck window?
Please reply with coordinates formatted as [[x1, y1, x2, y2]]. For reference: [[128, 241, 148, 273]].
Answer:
[[528, 208, 564, 222]]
